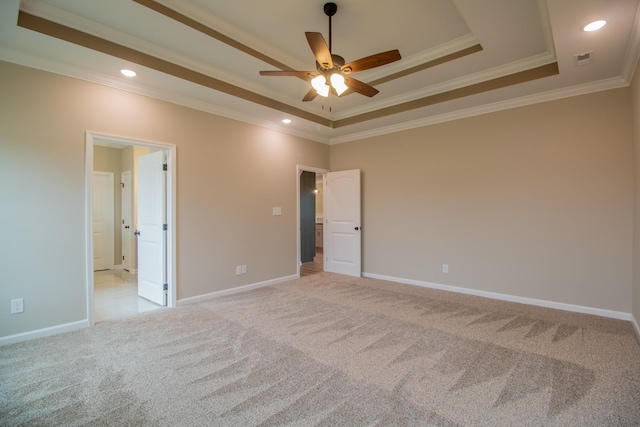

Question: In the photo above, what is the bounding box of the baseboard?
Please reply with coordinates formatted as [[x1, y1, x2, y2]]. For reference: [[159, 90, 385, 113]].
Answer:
[[114, 264, 124, 270], [632, 314, 640, 341], [363, 273, 632, 321], [177, 274, 298, 306], [0, 319, 89, 346]]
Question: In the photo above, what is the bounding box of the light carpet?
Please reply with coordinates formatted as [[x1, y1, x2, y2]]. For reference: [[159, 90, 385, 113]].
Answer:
[[1, 272, 639, 426]]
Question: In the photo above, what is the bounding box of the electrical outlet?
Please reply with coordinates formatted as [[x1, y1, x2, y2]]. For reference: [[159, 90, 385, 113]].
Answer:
[[442, 264, 449, 274], [241, 265, 247, 274], [236, 266, 242, 275], [11, 298, 24, 314]]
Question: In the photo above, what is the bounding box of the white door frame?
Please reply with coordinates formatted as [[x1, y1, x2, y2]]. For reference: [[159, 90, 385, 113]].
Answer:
[[121, 170, 132, 272], [296, 165, 329, 277], [85, 131, 177, 326]]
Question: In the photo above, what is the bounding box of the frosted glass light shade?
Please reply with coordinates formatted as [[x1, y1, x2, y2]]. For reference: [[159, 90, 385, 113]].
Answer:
[[330, 73, 348, 95]]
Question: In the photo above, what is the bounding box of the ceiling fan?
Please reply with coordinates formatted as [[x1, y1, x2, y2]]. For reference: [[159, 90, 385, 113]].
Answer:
[[259, 2, 401, 102]]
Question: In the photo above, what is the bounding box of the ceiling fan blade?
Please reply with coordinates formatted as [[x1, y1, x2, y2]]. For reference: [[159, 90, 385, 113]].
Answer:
[[305, 32, 333, 70], [341, 50, 401, 74], [343, 75, 379, 97], [259, 70, 316, 77], [302, 87, 318, 102]]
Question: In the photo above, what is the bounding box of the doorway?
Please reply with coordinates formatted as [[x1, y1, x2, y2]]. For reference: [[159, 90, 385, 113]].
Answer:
[[297, 165, 328, 277], [85, 131, 176, 325]]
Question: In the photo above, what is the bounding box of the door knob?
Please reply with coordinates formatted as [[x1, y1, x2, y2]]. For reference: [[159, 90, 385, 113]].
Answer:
[[125, 226, 130, 229], [134, 230, 140, 236], [355, 227, 360, 231]]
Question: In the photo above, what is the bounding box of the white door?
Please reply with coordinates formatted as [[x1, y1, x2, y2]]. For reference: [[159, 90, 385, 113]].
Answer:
[[137, 151, 167, 305], [92, 172, 114, 271], [121, 170, 132, 271], [324, 169, 361, 276]]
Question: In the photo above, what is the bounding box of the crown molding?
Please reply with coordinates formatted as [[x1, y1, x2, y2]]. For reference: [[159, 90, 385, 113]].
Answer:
[[155, 0, 309, 71], [19, 0, 313, 109], [621, 0, 640, 83], [0, 46, 330, 144], [356, 34, 480, 82], [334, 51, 557, 120], [536, 0, 556, 58], [329, 76, 628, 145]]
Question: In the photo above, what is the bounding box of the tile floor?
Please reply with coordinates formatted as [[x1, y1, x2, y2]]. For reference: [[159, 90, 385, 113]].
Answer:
[[94, 269, 162, 323]]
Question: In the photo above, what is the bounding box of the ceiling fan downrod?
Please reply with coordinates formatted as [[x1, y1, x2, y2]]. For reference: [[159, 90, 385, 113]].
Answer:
[[324, 2, 337, 53]]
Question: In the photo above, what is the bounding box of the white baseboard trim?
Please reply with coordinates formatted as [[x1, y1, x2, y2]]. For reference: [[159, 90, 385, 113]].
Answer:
[[363, 273, 632, 321], [114, 264, 124, 270], [177, 274, 298, 306], [632, 314, 640, 341], [0, 319, 89, 346]]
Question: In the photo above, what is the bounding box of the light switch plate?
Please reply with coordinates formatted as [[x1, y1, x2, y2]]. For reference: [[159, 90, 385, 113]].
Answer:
[[273, 207, 282, 216]]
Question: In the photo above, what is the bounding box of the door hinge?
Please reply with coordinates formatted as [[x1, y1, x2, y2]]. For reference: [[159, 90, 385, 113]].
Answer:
[[163, 284, 168, 291], [163, 163, 167, 171], [163, 224, 168, 231], [122, 255, 125, 260], [121, 182, 124, 188], [122, 219, 125, 224]]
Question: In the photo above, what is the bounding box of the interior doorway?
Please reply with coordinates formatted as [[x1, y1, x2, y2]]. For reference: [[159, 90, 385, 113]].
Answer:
[[85, 131, 176, 325], [297, 165, 328, 277]]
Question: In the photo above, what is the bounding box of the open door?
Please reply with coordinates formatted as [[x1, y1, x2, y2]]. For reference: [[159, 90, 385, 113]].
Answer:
[[324, 169, 361, 277], [137, 151, 167, 306]]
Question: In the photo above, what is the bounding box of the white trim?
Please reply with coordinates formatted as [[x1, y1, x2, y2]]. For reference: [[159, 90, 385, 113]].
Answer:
[[1, 44, 628, 148], [114, 264, 124, 270], [177, 274, 298, 305], [0, 47, 331, 145], [362, 272, 632, 321], [0, 320, 88, 346], [632, 314, 640, 341], [128, 268, 138, 274], [296, 165, 330, 278], [354, 34, 481, 83], [85, 131, 177, 327], [621, 1, 640, 83], [330, 77, 628, 145], [334, 52, 557, 121]]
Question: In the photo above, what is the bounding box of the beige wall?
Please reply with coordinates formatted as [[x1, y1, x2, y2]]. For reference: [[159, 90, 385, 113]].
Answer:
[[631, 66, 640, 327], [1, 57, 635, 340], [331, 89, 633, 313], [0, 61, 329, 338]]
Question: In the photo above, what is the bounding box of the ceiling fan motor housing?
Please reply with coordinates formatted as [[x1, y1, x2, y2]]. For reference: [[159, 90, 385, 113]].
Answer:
[[316, 54, 345, 73]]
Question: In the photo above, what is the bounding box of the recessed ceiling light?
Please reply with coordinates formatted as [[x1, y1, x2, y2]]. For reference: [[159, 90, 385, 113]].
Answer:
[[282, 119, 292, 124], [120, 69, 137, 77], [584, 20, 606, 32]]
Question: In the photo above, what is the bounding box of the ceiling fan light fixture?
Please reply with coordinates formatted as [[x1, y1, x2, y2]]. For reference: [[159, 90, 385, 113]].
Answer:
[[316, 84, 330, 97], [311, 75, 327, 91], [330, 73, 348, 95], [258, 3, 401, 102], [311, 75, 330, 97]]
